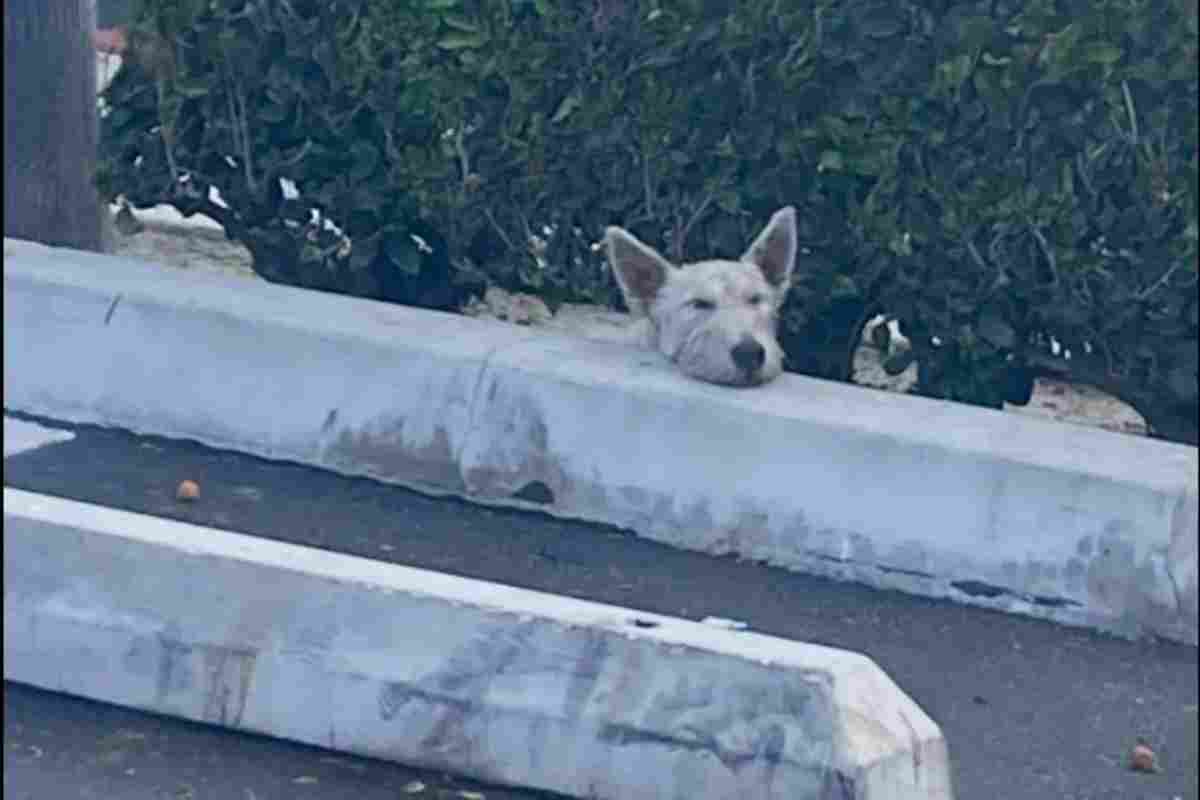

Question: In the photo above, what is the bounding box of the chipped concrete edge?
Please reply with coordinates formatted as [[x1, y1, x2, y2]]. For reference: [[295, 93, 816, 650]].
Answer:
[[3, 488, 955, 800], [4, 239, 1197, 646]]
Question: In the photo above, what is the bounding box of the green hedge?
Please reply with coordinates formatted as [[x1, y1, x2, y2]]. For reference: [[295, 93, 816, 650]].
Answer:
[[99, 0, 1198, 444]]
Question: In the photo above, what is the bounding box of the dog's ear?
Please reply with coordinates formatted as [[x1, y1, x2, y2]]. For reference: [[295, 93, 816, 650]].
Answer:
[[605, 226, 675, 315], [742, 206, 798, 291]]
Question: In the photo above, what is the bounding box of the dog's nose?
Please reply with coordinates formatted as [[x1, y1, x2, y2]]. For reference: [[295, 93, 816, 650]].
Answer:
[[731, 338, 766, 374]]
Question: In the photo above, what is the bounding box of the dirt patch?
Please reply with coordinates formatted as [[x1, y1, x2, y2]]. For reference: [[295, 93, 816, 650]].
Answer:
[[850, 326, 1147, 436], [109, 219, 256, 279]]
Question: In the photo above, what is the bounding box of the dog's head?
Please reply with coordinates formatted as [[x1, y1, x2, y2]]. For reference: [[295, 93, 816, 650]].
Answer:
[[605, 207, 798, 386]]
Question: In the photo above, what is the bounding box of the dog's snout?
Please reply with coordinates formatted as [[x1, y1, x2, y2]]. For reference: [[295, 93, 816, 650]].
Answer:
[[731, 338, 766, 374]]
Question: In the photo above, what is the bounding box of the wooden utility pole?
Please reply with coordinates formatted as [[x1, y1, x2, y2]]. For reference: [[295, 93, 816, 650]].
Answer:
[[4, 0, 104, 251]]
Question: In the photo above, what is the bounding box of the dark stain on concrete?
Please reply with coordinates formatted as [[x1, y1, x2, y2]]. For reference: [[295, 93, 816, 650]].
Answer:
[[599, 663, 834, 774], [951, 580, 1009, 599], [951, 579, 1080, 610], [1030, 594, 1080, 609], [877, 564, 936, 580], [1086, 531, 1139, 614], [152, 627, 194, 704], [202, 645, 258, 727], [326, 418, 465, 494], [514, 481, 555, 505], [560, 629, 609, 721], [377, 619, 546, 780], [463, 396, 565, 508]]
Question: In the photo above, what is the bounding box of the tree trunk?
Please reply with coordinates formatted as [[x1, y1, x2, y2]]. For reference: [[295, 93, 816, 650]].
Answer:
[[4, 0, 103, 251]]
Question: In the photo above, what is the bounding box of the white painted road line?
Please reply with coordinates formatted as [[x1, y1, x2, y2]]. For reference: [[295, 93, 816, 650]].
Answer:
[[4, 487, 954, 799]]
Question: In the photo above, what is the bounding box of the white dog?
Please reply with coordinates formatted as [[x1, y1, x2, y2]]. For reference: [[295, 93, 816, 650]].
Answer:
[[604, 207, 798, 386]]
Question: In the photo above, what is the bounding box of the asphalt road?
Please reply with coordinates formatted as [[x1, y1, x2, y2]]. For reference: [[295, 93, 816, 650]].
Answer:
[[4, 412, 1197, 800], [4, 682, 556, 800]]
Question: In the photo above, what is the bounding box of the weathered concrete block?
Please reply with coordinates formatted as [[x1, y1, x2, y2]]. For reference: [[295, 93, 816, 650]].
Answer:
[[4, 239, 1196, 644], [3, 417, 75, 456], [4, 488, 954, 800]]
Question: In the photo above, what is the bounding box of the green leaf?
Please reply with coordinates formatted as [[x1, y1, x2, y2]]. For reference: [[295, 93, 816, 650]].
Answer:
[[888, 231, 913, 256], [1166, 367, 1198, 403], [437, 33, 485, 50], [349, 142, 381, 182], [859, 6, 905, 38], [716, 133, 736, 158], [551, 91, 582, 124], [1081, 42, 1122, 65], [348, 234, 378, 272], [384, 229, 422, 275], [934, 53, 974, 94], [175, 81, 210, 98], [977, 313, 1016, 349], [259, 101, 288, 124], [442, 15, 478, 33], [818, 150, 844, 172], [831, 274, 859, 299]]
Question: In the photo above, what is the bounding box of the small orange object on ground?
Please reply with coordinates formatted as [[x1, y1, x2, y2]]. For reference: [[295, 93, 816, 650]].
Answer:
[[176, 480, 200, 502], [1129, 742, 1157, 773]]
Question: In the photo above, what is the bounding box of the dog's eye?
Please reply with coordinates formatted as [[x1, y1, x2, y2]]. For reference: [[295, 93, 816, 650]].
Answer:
[[748, 293, 765, 305], [689, 298, 716, 311]]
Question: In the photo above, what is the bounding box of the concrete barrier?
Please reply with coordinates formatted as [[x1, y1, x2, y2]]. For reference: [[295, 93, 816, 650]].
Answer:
[[3, 488, 954, 799], [4, 417, 75, 457], [4, 238, 1197, 645]]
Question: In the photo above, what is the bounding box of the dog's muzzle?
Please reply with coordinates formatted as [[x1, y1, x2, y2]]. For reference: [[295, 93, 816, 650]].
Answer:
[[731, 337, 766, 377]]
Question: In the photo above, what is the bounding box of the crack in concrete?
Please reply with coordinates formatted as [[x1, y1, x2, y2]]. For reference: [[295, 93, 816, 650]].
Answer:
[[452, 337, 533, 489], [1164, 562, 1184, 617], [103, 293, 123, 325]]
